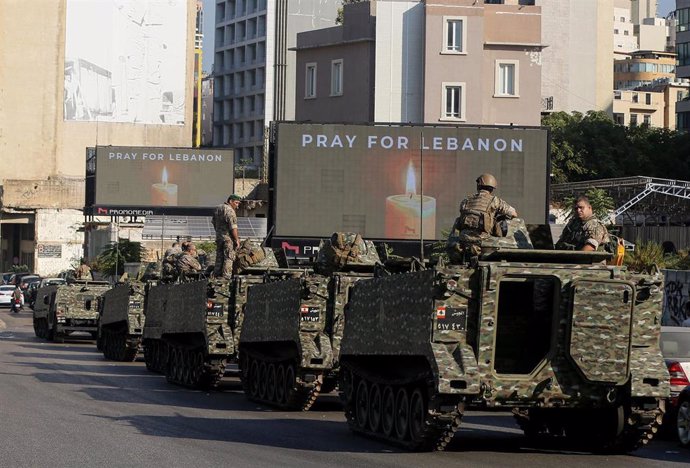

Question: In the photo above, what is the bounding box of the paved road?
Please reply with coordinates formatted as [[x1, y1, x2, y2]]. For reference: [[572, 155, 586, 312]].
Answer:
[[0, 309, 687, 467]]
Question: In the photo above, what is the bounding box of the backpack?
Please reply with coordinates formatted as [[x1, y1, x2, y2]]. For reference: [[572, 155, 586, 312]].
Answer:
[[320, 232, 365, 268], [235, 239, 268, 271]]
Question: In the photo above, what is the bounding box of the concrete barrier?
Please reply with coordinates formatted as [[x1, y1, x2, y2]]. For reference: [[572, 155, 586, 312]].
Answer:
[[662, 270, 690, 326]]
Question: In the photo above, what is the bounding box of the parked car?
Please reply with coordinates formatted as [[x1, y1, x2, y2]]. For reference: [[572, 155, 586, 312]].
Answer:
[[0, 285, 25, 308], [28, 278, 66, 308], [7, 272, 35, 287], [22, 277, 41, 301], [677, 385, 690, 448], [660, 326, 690, 445], [2, 272, 14, 284]]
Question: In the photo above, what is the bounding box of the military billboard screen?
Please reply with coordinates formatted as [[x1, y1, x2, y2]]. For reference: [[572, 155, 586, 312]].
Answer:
[[274, 123, 549, 240], [93, 146, 234, 215]]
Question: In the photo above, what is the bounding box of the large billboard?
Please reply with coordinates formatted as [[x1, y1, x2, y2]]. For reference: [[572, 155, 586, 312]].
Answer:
[[274, 123, 549, 240], [93, 146, 234, 215], [64, 0, 187, 124]]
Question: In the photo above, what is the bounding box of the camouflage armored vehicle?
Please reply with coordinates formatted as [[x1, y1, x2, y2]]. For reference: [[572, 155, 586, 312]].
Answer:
[[143, 241, 287, 389], [33, 280, 112, 342], [97, 281, 147, 361], [239, 233, 383, 410], [338, 220, 670, 452], [97, 263, 160, 361]]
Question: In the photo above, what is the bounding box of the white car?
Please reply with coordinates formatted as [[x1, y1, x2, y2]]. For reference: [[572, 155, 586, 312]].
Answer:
[[0, 285, 25, 308]]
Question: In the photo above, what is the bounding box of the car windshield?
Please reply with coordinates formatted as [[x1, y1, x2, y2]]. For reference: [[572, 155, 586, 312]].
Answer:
[[0, 286, 15, 292], [661, 331, 690, 359]]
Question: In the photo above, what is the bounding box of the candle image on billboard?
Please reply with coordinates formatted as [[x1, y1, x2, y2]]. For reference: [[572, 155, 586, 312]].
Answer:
[[385, 160, 436, 239], [150, 166, 178, 206]]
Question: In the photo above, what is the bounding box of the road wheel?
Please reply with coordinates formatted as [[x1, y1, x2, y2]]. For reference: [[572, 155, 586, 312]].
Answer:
[[382, 386, 395, 437], [266, 364, 277, 402], [258, 361, 268, 399], [409, 388, 427, 444], [249, 359, 260, 398], [341, 369, 354, 404], [355, 380, 369, 430], [395, 387, 410, 441], [275, 364, 286, 404], [368, 383, 382, 433], [284, 364, 296, 403], [190, 350, 203, 386], [678, 400, 690, 448]]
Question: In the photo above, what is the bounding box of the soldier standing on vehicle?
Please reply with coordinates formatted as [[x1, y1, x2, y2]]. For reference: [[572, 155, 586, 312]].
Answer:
[[555, 195, 610, 251], [212, 194, 242, 279], [448, 173, 518, 259], [75, 259, 93, 280]]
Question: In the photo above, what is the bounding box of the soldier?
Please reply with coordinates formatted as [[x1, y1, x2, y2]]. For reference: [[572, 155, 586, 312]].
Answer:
[[176, 242, 202, 275], [449, 173, 518, 259], [75, 259, 93, 280], [555, 195, 610, 251], [161, 242, 182, 280], [212, 194, 242, 279]]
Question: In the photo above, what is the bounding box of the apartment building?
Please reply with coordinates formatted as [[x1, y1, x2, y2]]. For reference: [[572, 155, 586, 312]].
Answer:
[[295, 0, 543, 126], [0, 1, 197, 274], [212, 0, 340, 167], [614, 50, 677, 89], [614, 3, 638, 53], [677, 0, 690, 130]]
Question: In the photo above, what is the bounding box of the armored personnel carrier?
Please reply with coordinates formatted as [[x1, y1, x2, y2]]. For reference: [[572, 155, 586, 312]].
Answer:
[[239, 233, 383, 410], [97, 264, 159, 361], [143, 241, 287, 389], [338, 221, 670, 452], [33, 280, 112, 342]]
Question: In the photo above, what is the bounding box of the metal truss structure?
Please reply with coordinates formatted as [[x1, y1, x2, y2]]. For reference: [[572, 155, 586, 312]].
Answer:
[[551, 176, 690, 225]]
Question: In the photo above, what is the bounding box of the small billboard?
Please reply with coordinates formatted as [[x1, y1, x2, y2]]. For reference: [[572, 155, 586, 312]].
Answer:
[[91, 146, 234, 215]]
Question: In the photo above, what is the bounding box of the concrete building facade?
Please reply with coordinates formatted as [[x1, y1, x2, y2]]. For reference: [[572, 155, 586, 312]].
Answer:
[[0, 0, 198, 274], [614, 3, 638, 53], [677, 0, 690, 131], [295, 0, 543, 126], [212, 0, 340, 168], [537, 0, 614, 114]]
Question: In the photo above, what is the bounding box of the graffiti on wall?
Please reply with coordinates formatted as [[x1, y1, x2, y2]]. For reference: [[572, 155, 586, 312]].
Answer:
[[663, 270, 690, 326]]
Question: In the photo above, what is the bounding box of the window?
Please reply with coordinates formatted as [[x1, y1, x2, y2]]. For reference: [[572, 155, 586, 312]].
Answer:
[[630, 113, 638, 126], [645, 93, 651, 105], [624, 30, 629, 36], [632, 93, 639, 103], [441, 82, 466, 121], [331, 59, 343, 96], [495, 60, 518, 97], [442, 16, 466, 54], [643, 114, 651, 125], [614, 29, 619, 34], [305, 63, 317, 99]]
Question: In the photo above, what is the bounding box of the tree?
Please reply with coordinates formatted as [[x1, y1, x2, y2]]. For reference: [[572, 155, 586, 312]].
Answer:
[[95, 239, 145, 276], [336, 0, 365, 24]]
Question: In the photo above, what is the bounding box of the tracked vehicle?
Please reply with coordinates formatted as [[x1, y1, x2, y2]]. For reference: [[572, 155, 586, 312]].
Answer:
[[239, 233, 382, 410], [339, 221, 670, 452], [33, 280, 112, 342], [97, 281, 147, 361], [143, 241, 287, 389]]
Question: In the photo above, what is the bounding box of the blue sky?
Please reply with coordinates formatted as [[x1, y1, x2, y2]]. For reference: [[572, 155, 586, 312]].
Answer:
[[199, 0, 678, 73]]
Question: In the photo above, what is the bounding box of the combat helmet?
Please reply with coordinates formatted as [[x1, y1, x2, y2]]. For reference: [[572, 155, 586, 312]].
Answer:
[[476, 173, 497, 190]]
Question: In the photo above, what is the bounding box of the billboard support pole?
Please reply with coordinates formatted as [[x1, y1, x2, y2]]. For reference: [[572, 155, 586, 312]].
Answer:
[[161, 215, 166, 257], [420, 132, 424, 264]]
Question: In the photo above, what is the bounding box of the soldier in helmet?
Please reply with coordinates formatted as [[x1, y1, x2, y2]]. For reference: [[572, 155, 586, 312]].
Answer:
[[449, 173, 518, 259], [556, 195, 609, 251]]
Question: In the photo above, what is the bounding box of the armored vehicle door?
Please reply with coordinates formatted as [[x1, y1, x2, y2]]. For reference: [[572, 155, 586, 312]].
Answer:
[[568, 279, 634, 385]]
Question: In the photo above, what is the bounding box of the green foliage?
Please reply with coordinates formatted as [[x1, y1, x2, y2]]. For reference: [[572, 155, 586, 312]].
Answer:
[[10, 264, 29, 273], [94, 238, 145, 276], [196, 241, 217, 254], [336, 0, 365, 24], [543, 111, 690, 183], [623, 239, 682, 272], [562, 188, 615, 222]]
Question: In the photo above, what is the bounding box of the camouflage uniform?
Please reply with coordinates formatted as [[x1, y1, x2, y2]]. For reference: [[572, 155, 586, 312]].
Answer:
[[556, 215, 610, 251], [452, 190, 517, 257], [176, 252, 202, 274], [212, 202, 238, 278], [162, 246, 182, 280], [75, 264, 92, 280]]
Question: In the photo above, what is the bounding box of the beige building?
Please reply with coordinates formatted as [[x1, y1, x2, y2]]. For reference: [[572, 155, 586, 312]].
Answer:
[[0, 1, 197, 274], [537, 0, 614, 114], [614, 50, 676, 89], [295, 0, 543, 126], [612, 80, 689, 129], [678, 0, 690, 131]]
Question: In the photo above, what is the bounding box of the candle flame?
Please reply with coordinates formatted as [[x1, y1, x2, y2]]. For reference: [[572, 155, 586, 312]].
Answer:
[[405, 160, 416, 196], [162, 166, 168, 185]]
